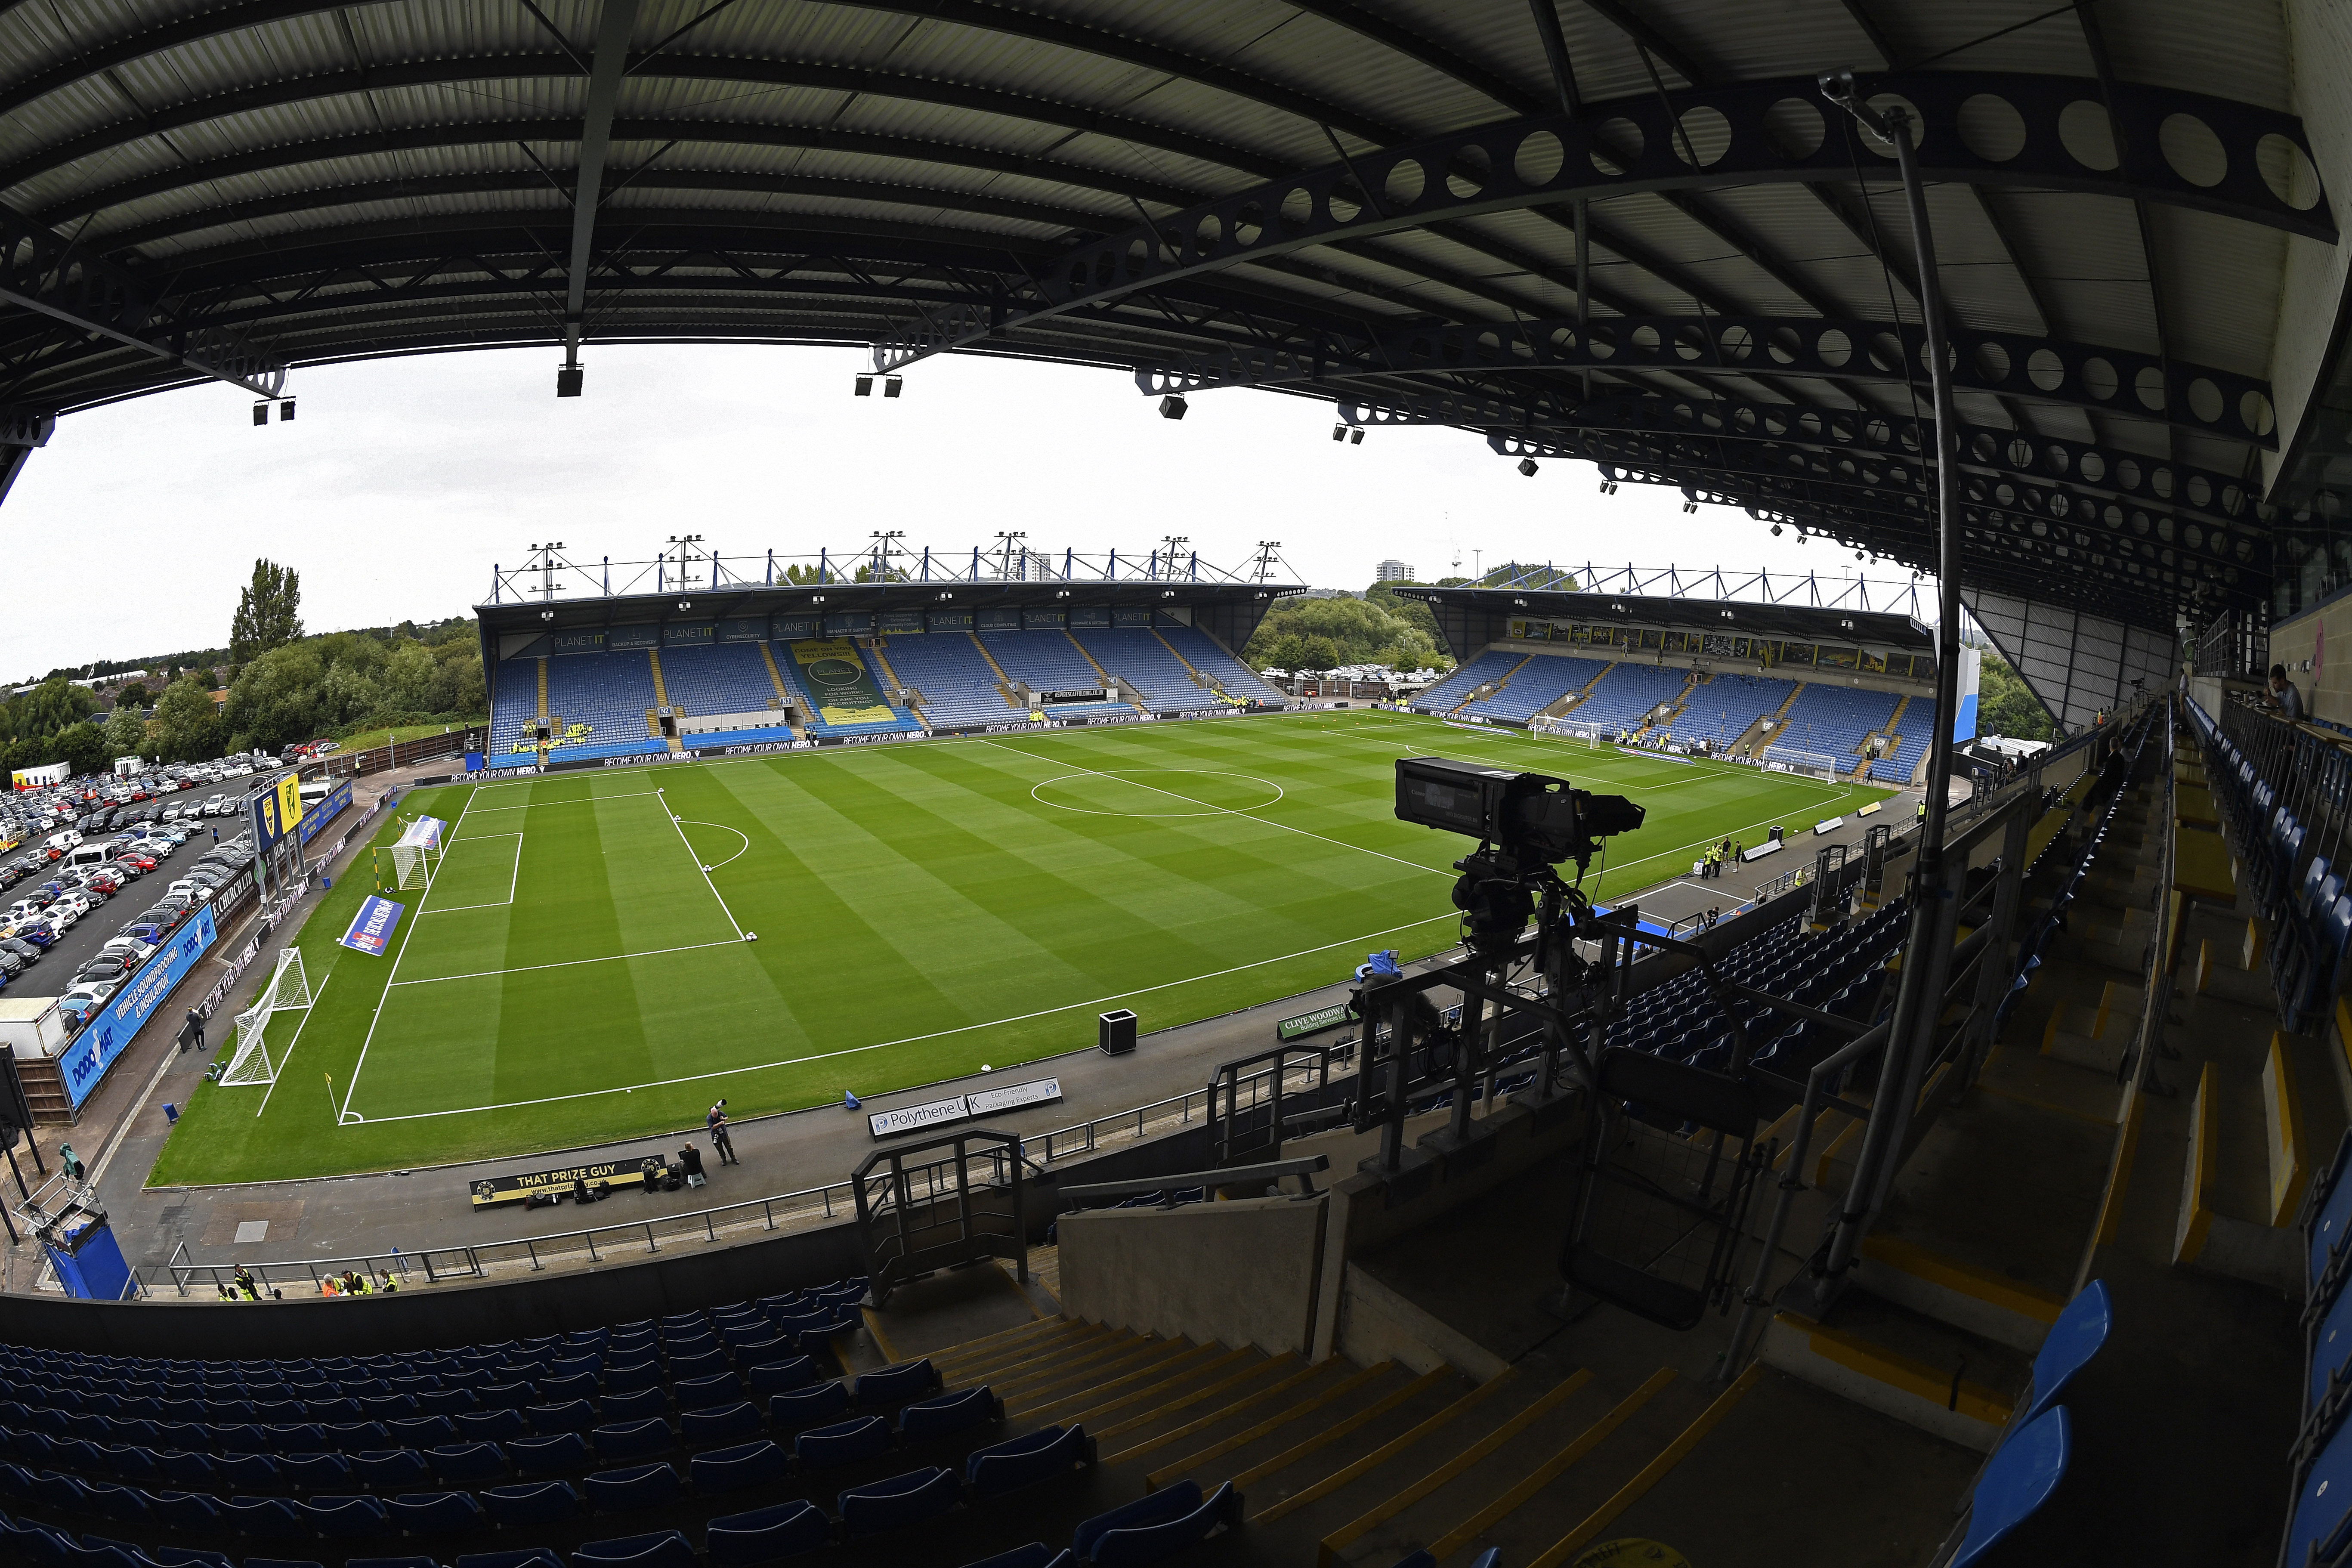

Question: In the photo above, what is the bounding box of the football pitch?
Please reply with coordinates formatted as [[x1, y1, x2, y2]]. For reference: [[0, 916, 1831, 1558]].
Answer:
[[150, 712, 1892, 1185]]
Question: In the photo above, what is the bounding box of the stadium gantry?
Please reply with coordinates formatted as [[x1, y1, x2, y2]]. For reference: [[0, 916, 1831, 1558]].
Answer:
[[3, 5, 2351, 1567]]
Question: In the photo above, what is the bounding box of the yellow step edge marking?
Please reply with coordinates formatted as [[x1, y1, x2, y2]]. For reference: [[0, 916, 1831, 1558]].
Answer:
[[1425, 1368, 1675, 1563], [1798, 1320, 2011, 1425], [1145, 1361, 1391, 1491], [1812, 1115, 1863, 1186], [1012, 1341, 1206, 1417], [2093, 1091, 2146, 1250], [945, 1323, 1116, 1384], [1859, 1236, 2065, 1323], [1315, 1370, 1595, 1566], [1055, 1345, 1253, 1428], [1971, 1079, 2120, 1129], [1526, 1365, 1764, 1568], [860, 1307, 903, 1367], [932, 1319, 1091, 1379], [983, 1329, 1146, 1390], [1099, 1356, 1312, 1459], [1000, 1336, 1185, 1402], [1223, 1366, 1454, 1494], [1252, 1369, 1518, 1525]]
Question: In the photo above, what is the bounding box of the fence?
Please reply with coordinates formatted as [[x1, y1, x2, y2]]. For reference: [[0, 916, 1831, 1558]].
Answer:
[[149, 1045, 1348, 1299]]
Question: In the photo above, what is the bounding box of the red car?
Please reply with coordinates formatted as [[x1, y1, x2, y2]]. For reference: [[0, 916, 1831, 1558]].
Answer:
[[117, 850, 158, 872]]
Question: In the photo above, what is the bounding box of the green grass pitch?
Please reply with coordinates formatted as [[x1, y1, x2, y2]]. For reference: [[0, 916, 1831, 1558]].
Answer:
[[149, 711, 1891, 1185]]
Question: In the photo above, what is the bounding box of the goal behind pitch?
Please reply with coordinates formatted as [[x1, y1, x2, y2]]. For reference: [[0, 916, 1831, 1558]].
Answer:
[[390, 814, 447, 891], [1530, 716, 1604, 748], [218, 948, 314, 1089], [1760, 745, 1842, 782]]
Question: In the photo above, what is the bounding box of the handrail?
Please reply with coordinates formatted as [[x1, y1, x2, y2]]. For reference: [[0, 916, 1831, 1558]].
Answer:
[[1060, 1154, 1329, 1205], [149, 1049, 1339, 1298]]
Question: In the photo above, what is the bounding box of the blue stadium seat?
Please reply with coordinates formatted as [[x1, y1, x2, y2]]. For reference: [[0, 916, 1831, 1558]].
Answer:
[[571, 1531, 694, 1568], [901, 1387, 1001, 1441], [298, 1494, 388, 1538], [479, 1480, 578, 1527], [455, 1409, 528, 1442], [794, 1415, 891, 1469], [526, 1400, 598, 1435], [960, 1545, 1074, 1568], [768, 1383, 848, 1431], [582, 1462, 679, 1513], [746, 1358, 818, 1400], [688, 1440, 786, 1494], [853, 1360, 940, 1408], [455, 1551, 563, 1568], [678, 1402, 761, 1446], [511, 1432, 590, 1475], [385, 1490, 486, 1534], [1950, 1407, 2070, 1567], [590, 1421, 675, 1463], [967, 1424, 1089, 1498], [664, 1349, 727, 1382], [221, 1495, 306, 1537], [1073, 1480, 1239, 1567], [427, 1443, 509, 1484], [138, 1491, 219, 1528], [671, 1373, 743, 1411], [2018, 1280, 2110, 1425], [596, 1387, 668, 1424], [705, 1499, 830, 1568], [838, 1465, 960, 1537]]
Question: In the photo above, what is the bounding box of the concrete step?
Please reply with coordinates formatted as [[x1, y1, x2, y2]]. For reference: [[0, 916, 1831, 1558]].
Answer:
[[1759, 1290, 2029, 1452], [2041, 979, 2145, 1073]]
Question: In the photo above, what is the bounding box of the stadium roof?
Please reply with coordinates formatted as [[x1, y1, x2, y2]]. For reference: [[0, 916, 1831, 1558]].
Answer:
[[0, 2, 2340, 646], [1397, 584, 1933, 652]]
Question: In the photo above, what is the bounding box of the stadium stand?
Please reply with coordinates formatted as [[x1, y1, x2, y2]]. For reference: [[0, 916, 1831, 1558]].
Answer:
[[0, 1280, 1269, 1568], [980, 633, 1113, 700], [489, 659, 542, 755], [540, 653, 663, 755], [1409, 648, 1523, 713], [877, 635, 1019, 730], [1871, 701, 1939, 784], [1662, 674, 1798, 751], [1559, 662, 1691, 734], [1156, 627, 1282, 703], [656, 646, 783, 724], [1455, 654, 1609, 724], [770, 644, 924, 739], [1068, 630, 1221, 713], [1775, 684, 1901, 764]]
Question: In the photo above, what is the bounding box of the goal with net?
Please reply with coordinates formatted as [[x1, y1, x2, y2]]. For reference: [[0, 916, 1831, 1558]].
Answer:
[[1530, 716, 1604, 748], [218, 948, 314, 1089], [1759, 745, 1842, 783], [390, 815, 446, 891]]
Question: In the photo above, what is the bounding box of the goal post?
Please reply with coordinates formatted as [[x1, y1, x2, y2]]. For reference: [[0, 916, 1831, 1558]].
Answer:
[[1759, 745, 1842, 783], [1529, 716, 1603, 749], [390, 814, 447, 891], [218, 948, 314, 1089]]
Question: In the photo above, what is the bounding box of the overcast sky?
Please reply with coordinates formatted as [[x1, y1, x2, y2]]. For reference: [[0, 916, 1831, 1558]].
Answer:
[[0, 343, 1928, 683]]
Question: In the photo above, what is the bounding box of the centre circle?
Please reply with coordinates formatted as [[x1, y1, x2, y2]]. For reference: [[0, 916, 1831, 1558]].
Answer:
[[1030, 769, 1286, 818]]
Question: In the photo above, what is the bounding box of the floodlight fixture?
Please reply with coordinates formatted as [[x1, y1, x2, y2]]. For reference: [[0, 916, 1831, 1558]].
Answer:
[[1771, 524, 1783, 536], [1332, 424, 1347, 442], [883, 376, 903, 398], [279, 399, 296, 422], [556, 365, 583, 397], [1159, 394, 1187, 420], [1349, 427, 1363, 445], [1518, 458, 1538, 476], [252, 404, 269, 426], [854, 375, 874, 396]]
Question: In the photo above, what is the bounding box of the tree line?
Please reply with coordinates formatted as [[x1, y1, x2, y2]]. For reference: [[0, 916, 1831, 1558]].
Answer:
[[2, 559, 487, 776]]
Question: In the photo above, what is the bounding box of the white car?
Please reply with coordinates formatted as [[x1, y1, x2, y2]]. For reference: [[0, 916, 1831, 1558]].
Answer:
[[102, 937, 156, 966], [62, 979, 119, 1009], [42, 902, 79, 931], [167, 878, 212, 902], [2, 899, 40, 924]]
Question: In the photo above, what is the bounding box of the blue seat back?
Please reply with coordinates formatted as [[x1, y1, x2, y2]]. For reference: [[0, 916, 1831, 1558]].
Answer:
[[837, 1466, 960, 1537], [705, 1499, 828, 1568], [1950, 1407, 2070, 1568], [2023, 1280, 2110, 1422]]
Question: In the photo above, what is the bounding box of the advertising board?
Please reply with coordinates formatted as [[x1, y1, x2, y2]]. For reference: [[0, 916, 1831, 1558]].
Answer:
[[60, 904, 216, 1109]]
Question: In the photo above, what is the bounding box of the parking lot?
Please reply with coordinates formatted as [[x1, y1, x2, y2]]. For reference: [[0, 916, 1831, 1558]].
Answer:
[[1, 761, 267, 1023]]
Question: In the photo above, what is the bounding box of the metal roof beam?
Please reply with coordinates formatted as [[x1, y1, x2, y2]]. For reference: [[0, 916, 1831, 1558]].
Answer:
[[870, 72, 2332, 374], [1138, 311, 2272, 447], [562, 0, 642, 381]]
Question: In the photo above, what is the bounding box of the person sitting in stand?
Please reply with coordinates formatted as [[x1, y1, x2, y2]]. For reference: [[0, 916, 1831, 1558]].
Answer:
[[677, 1141, 707, 1187], [340, 1269, 369, 1295], [377, 1269, 399, 1293]]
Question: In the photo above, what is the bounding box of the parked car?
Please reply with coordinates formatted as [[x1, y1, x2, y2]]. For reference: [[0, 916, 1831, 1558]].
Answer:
[[74, 956, 129, 987]]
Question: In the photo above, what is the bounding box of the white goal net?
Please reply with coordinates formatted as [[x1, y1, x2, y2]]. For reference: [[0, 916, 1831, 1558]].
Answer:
[[1759, 745, 1843, 782], [1530, 717, 1604, 748], [219, 948, 314, 1088], [390, 814, 446, 891]]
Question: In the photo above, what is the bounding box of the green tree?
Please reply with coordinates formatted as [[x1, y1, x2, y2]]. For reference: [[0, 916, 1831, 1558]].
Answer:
[[115, 682, 150, 708], [152, 675, 226, 762], [1300, 635, 1342, 672], [56, 720, 111, 776], [230, 558, 305, 662], [103, 705, 148, 761], [1976, 652, 2053, 742]]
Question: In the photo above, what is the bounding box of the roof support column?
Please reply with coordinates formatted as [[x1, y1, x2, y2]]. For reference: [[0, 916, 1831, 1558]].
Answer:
[[558, 0, 641, 397]]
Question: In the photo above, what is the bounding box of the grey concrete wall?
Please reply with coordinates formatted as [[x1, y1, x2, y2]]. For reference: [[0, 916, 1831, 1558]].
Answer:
[[1057, 1195, 1329, 1356]]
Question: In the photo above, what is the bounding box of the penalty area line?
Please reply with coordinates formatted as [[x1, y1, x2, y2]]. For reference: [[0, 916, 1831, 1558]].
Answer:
[[340, 912, 1459, 1127]]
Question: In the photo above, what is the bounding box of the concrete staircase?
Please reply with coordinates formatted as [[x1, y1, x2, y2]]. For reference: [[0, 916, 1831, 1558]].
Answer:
[[757, 643, 807, 739], [1153, 629, 1225, 698], [645, 649, 683, 750], [1540, 660, 1614, 721], [967, 632, 1026, 711], [1737, 680, 1806, 757]]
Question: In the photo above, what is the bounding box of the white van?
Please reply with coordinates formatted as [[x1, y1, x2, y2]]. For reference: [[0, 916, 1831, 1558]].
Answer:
[[65, 843, 110, 871], [43, 830, 82, 854]]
